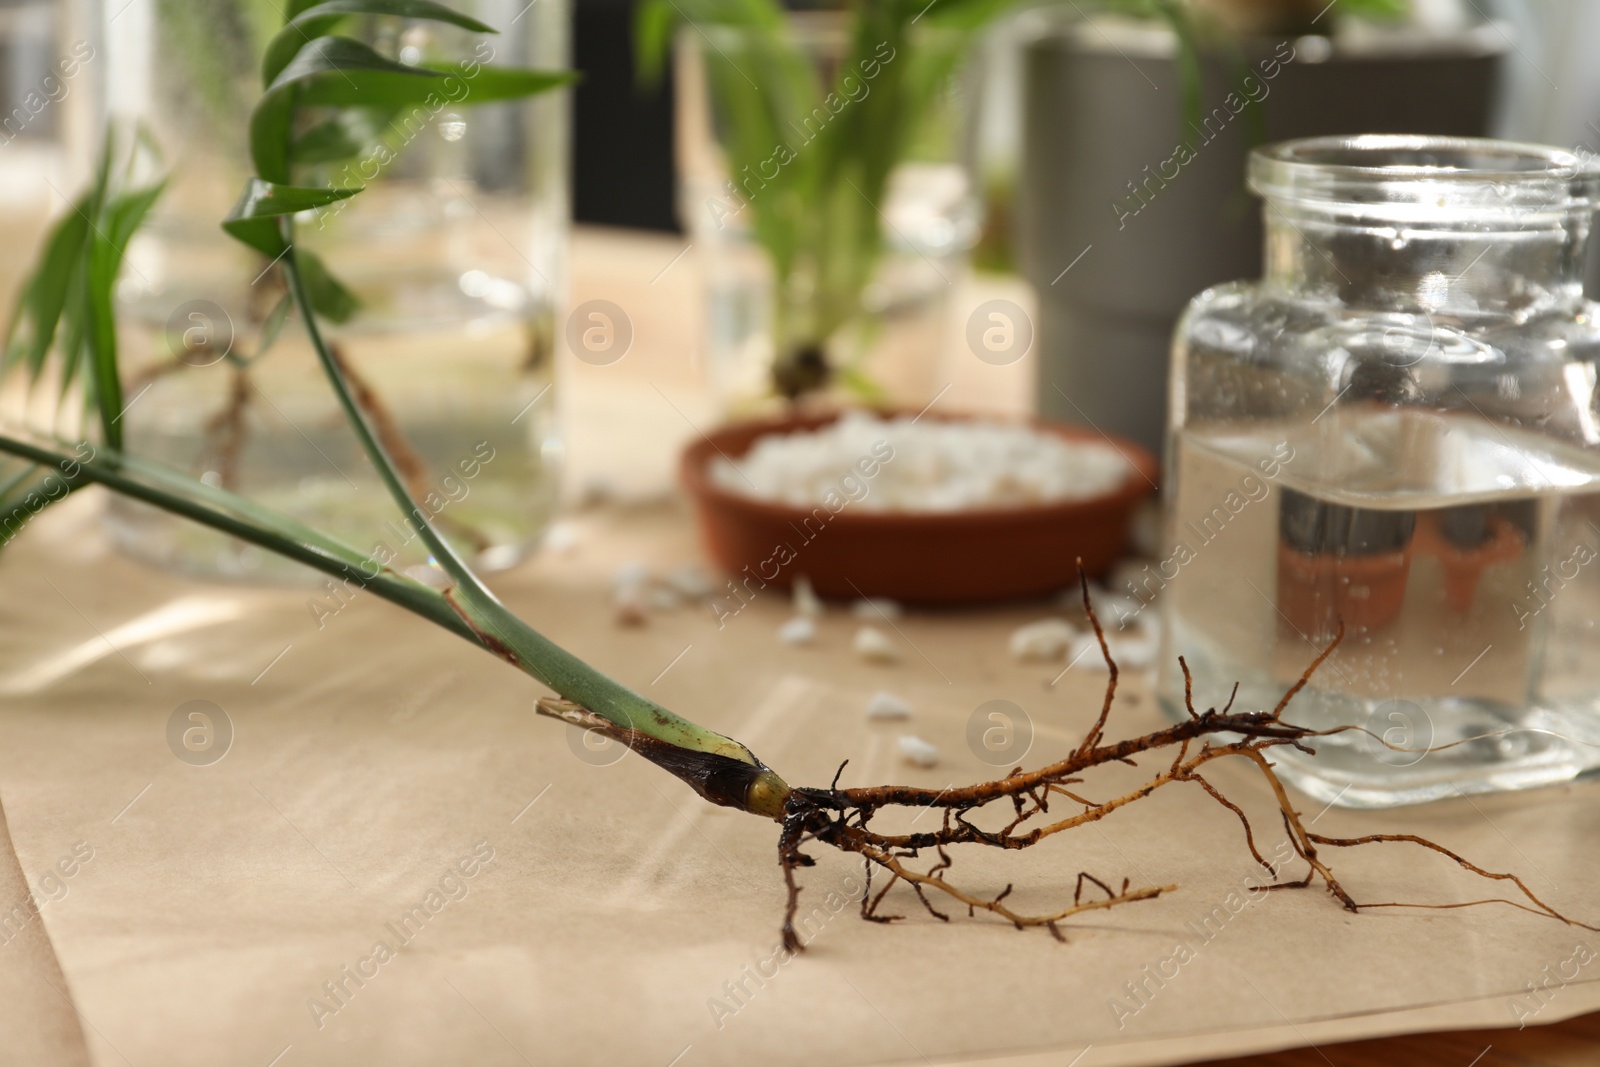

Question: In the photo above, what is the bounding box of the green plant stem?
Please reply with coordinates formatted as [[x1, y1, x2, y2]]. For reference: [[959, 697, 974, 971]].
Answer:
[[0, 419, 791, 817], [0, 430, 477, 643], [279, 233, 791, 814], [281, 240, 478, 593]]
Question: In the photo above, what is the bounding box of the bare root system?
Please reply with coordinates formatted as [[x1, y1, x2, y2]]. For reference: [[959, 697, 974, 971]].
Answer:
[[774, 576, 1598, 952], [200, 363, 252, 490]]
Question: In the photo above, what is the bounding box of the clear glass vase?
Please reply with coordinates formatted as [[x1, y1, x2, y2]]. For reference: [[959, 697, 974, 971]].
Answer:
[[79, 0, 568, 580], [1159, 135, 1600, 807], [675, 12, 980, 413]]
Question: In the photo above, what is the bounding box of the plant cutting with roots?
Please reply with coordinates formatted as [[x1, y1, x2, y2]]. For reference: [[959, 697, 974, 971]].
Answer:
[[0, 0, 1593, 953], [542, 586, 1598, 952]]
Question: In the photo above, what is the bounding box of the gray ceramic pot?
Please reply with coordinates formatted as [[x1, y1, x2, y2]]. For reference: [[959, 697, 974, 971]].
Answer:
[[1018, 17, 1506, 453]]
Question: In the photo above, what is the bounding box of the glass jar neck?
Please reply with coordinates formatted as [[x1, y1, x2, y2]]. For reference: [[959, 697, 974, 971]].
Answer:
[[1251, 136, 1600, 318], [1262, 208, 1593, 316]]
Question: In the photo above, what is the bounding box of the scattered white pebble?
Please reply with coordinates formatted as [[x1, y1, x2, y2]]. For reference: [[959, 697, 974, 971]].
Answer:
[[544, 521, 581, 554], [897, 734, 940, 768], [711, 411, 1131, 512], [777, 616, 816, 646], [1067, 632, 1109, 672], [851, 597, 903, 620], [613, 561, 650, 592], [1058, 582, 1108, 613], [792, 575, 823, 618], [608, 562, 719, 622], [1060, 584, 1145, 632], [1129, 606, 1161, 637], [865, 691, 913, 720], [1062, 631, 1159, 672], [1112, 633, 1159, 670], [1109, 558, 1158, 598], [1103, 595, 1149, 632], [1008, 618, 1079, 662], [645, 585, 682, 610], [853, 626, 899, 664], [666, 564, 714, 600], [477, 544, 522, 571]]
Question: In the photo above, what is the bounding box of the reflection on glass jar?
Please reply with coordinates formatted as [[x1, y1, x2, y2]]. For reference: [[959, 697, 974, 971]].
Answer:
[[1160, 135, 1600, 807], [83, 0, 568, 580]]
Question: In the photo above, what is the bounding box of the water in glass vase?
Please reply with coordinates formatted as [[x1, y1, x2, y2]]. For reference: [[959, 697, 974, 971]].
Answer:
[[1157, 406, 1600, 807], [106, 303, 558, 583]]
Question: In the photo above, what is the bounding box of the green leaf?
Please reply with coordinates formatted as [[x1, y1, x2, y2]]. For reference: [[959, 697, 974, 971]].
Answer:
[[253, 292, 294, 362], [3, 201, 91, 383], [1337, 0, 1407, 19], [84, 227, 124, 449], [6, 131, 164, 448], [224, 177, 362, 221], [634, 0, 676, 88], [297, 249, 360, 322], [251, 35, 440, 182], [1151, 0, 1203, 139], [293, 64, 575, 108], [104, 181, 165, 251], [222, 179, 363, 320], [263, 0, 498, 86], [461, 65, 579, 102], [290, 116, 370, 164], [222, 177, 362, 258], [79, 180, 164, 449], [53, 264, 89, 403]]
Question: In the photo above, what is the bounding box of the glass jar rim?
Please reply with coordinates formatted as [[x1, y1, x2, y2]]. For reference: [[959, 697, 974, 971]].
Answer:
[[1249, 135, 1600, 218]]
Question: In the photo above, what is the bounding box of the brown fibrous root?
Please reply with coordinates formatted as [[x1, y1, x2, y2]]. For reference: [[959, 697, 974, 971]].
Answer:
[[774, 571, 1599, 953]]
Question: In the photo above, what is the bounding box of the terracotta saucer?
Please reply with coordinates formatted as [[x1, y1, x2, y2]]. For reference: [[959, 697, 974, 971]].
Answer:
[[680, 409, 1159, 605]]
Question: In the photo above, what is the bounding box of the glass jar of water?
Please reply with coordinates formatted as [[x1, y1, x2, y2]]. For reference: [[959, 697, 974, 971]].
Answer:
[[80, 0, 567, 580], [1159, 135, 1600, 807], [675, 12, 980, 413]]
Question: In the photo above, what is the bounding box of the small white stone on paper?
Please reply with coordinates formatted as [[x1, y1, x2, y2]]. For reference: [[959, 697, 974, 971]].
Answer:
[[897, 734, 940, 768], [645, 586, 682, 610], [613, 561, 650, 591], [1111, 634, 1159, 670], [544, 521, 580, 554], [1068, 633, 1108, 672], [666, 565, 714, 600], [777, 616, 816, 646], [1009, 618, 1078, 662], [865, 691, 913, 720], [793, 575, 823, 618], [853, 626, 898, 663]]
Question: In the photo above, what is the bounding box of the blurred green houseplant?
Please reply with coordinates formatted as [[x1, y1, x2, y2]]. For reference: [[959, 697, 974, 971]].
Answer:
[[638, 0, 1004, 400]]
